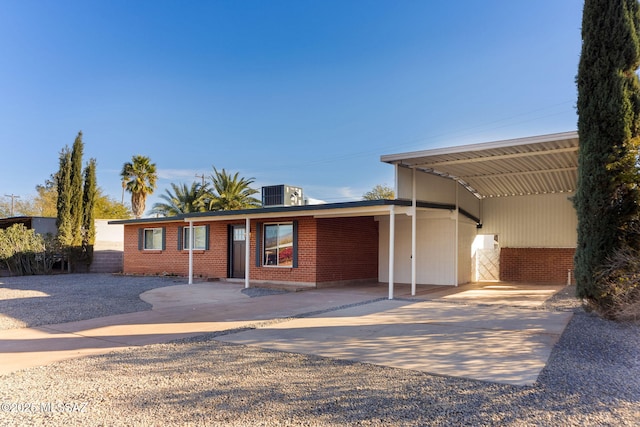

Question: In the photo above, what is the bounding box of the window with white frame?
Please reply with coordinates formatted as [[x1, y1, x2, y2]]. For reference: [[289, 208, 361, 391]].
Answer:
[[143, 228, 163, 250], [182, 225, 208, 250], [263, 223, 294, 266]]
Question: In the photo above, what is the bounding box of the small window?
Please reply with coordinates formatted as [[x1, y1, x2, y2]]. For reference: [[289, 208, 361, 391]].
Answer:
[[143, 228, 163, 250], [183, 225, 207, 250], [263, 223, 294, 266], [233, 227, 245, 241]]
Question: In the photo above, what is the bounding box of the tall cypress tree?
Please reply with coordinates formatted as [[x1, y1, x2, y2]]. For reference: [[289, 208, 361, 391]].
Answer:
[[69, 131, 84, 247], [575, 0, 640, 308], [82, 158, 97, 247], [56, 147, 73, 247]]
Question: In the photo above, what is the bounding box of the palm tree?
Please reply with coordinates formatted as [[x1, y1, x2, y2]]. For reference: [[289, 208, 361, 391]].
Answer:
[[151, 182, 209, 217], [121, 155, 157, 218], [208, 167, 260, 211]]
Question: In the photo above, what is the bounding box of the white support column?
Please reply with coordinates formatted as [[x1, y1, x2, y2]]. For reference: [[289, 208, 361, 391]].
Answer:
[[388, 205, 395, 300], [188, 220, 194, 285], [411, 168, 417, 296], [394, 163, 399, 198], [245, 217, 250, 289], [454, 183, 459, 286]]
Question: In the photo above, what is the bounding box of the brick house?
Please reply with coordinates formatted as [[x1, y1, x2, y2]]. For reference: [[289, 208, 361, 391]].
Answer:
[[112, 131, 578, 298], [112, 201, 395, 287]]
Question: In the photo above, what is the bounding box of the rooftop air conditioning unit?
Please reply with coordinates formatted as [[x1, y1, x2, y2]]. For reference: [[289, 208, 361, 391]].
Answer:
[[262, 185, 304, 207]]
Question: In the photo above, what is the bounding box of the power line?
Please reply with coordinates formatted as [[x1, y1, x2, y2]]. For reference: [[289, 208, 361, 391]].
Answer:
[[256, 100, 576, 172]]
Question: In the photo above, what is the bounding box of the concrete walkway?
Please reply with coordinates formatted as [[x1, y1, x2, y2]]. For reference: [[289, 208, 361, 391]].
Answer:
[[0, 281, 573, 385]]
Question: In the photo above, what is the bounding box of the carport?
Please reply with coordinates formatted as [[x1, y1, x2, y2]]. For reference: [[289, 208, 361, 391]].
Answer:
[[380, 131, 579, 293]]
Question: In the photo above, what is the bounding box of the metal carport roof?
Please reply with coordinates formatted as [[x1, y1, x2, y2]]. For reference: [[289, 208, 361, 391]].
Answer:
[[380, 131, 579, 199]]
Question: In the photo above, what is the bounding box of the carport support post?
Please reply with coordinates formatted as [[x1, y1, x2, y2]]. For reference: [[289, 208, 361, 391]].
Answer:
[[245, 217, 250, 289], [188, 220, 194, 285], [388, 205, 395, 300], [411, 167, 417, 296], [454, 183, 459, 286]]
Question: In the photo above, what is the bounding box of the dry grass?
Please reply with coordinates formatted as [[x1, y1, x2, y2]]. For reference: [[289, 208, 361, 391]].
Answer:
[[593, 245, 640, 322]]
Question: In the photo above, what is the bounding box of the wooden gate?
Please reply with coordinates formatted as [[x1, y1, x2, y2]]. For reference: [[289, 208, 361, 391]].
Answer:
[[476, 247, 500, 281]]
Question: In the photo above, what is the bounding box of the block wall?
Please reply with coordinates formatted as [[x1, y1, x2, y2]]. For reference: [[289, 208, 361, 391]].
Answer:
[[500, 247, 575, 285]]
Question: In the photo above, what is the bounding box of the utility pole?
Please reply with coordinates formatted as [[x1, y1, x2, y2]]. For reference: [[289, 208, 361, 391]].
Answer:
[[121, 179, 126, 204], [195, 174, 206, 186], [4, 193, 20, 217]]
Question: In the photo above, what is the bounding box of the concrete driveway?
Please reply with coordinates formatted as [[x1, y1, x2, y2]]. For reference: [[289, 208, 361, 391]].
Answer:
[[0, 280, 573, 386], [217, 297, 571, 385]]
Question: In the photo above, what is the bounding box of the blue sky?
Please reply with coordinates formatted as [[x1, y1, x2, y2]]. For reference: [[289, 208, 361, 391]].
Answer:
[[0, 0, 583, 214]]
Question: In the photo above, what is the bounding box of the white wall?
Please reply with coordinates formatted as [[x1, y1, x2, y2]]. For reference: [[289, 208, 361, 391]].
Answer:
[[94, 219, 124, 250], [378, 209, 464, 286], [480, 193, 577, 247], [458, 218, 477, 284], [458, 182, 481, 219], [396, 167, 480, 219], [397, 167, 455, 203]]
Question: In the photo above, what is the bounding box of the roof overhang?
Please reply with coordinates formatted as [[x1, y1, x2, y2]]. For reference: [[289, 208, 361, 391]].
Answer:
[[381, 131, 579, 199], [108, 199, 413, 225], [182, 199, 411, 222], [109, 198, 481, 227]]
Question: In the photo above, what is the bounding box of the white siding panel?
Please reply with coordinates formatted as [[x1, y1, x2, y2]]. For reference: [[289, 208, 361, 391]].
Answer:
[[397, 166, 413, 199], [458, 219, 477, 284], [481, 193, 577, 247], [458, 182, 480, 219], [397, 167, 458, 205], [378, 213, 456, 285], [378, 216, 389, 281], [417, 217, 456, 285], [416, 171, 456, 204]]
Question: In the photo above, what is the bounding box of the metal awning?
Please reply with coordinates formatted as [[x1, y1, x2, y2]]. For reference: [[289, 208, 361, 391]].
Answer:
[[380, 131, 579, 199]]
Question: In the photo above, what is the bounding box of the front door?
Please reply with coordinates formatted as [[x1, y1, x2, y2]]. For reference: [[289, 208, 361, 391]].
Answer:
[[229, 225, 246, 279]]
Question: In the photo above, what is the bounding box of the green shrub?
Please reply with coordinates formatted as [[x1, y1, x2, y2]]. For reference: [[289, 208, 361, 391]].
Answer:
[[0, 224, 57, 275]]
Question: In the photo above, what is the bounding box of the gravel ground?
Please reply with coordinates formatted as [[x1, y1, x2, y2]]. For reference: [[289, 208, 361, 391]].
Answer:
[[540, 284, 584, 312], [0, 274, 179, 330], [0, 280, 638, 426]]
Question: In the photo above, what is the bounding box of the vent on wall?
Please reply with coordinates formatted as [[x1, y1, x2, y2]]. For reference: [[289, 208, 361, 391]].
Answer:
[[262, 185, 304, 207]]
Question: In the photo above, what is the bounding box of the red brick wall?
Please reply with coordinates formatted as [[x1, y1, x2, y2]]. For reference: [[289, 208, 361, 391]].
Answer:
[[315, 217, 379, 283], [123, 218, 320, 282], [122, 215, 380, 286], [123, 221, 228, 278], [499, 247, 575, 284], [250, 217, 318, 284]]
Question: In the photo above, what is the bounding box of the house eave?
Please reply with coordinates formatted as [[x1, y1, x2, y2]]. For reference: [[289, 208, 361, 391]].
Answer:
[[109, 199, 410, 225]]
